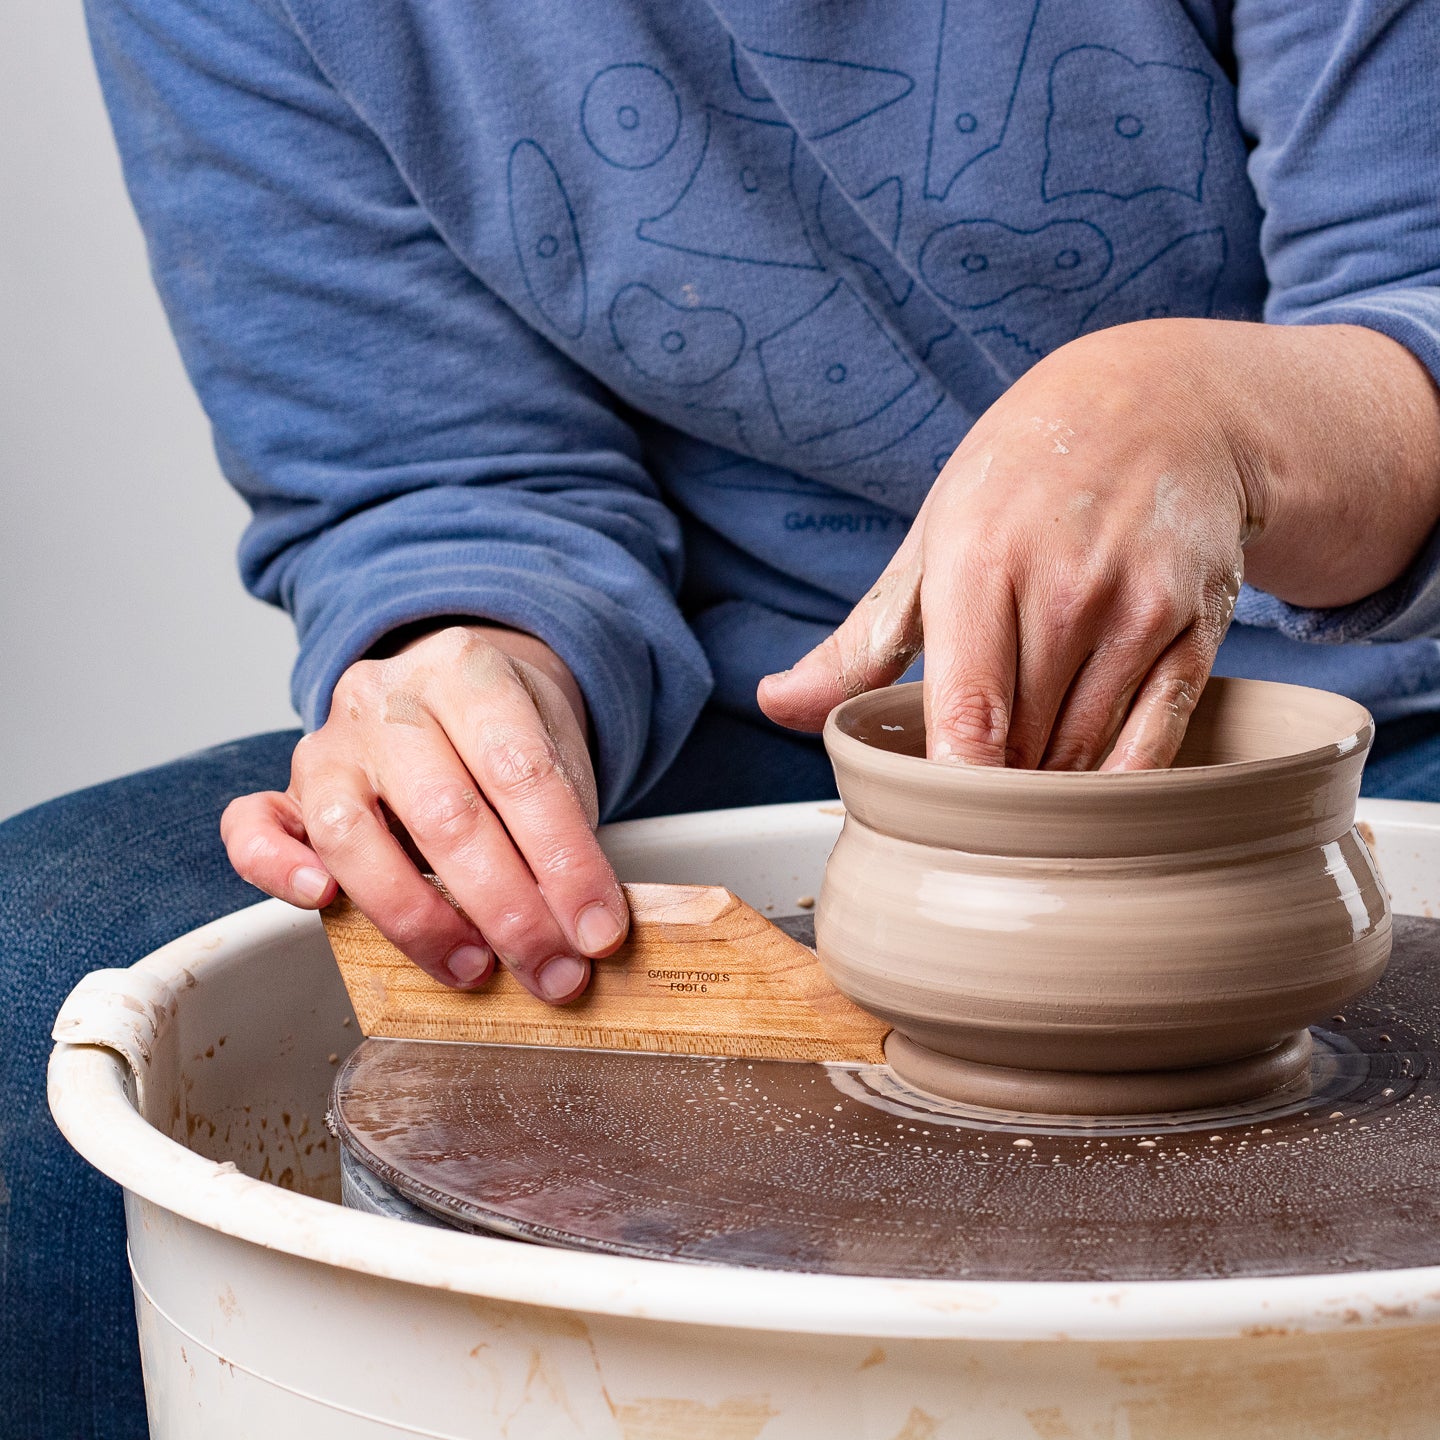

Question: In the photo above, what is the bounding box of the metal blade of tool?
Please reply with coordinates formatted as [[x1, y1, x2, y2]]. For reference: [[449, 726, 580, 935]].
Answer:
[[330, 915, 1440, 1283], [322, 882, 885, 1062]]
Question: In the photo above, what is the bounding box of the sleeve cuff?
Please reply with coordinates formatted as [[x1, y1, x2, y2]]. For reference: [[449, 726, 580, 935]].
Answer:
[[291, 559, 712, 820], [1232, 522, 1440, 644]]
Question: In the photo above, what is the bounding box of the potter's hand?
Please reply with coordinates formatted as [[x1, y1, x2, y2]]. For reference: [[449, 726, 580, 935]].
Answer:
[[760, 322, 1247, 769], [221, 624, 626, 1002], [761, 319, 1440, 769]]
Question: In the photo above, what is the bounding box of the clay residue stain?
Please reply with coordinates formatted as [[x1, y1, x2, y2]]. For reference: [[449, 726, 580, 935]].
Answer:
[[907, 1290, 1001, 1316], [1023, 1407, 1080, 1439], [888, 1407, 939, 1440], [463, 1296, 593, 1342], [1148, 470, 1186, 531], [1029, 417, 1075, 456], [850, 560, 924, 694], [1095, 1327, 1440, 1436], [858, 1344, 886, 1371], [216, 1284, 240, 1321], [383, 689, 426, 727], [613, 1396, 777, 1440], [183, 1098, 335, 1201]]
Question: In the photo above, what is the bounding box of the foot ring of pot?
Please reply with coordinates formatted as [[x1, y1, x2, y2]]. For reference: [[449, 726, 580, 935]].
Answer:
[[882, 1028, 1314, 1118]]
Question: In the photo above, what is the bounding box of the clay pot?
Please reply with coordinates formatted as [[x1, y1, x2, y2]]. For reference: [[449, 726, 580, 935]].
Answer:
[[816, 677, 1391, 1115]]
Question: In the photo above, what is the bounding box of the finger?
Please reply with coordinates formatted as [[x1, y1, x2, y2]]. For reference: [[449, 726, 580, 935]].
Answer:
[[1044, 570, 1233, 771], [1002, 577, 1110, 769], [921, 562, 1018, 766], [1101, 631, 1215, 772], [758, 549, 924, 733], [220, 790, 337, 908], [293, 746, 495, 991], [366, 715, 594, 1006], [436, 648, 627, 963], [1040, 640, 1158, 772]]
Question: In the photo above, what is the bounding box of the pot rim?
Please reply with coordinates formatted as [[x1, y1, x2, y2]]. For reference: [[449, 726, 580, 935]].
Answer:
[[823, 676, 1373, 794]]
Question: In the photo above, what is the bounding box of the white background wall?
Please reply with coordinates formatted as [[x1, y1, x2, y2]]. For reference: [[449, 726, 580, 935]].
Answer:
[[1, 0, 300, 821]]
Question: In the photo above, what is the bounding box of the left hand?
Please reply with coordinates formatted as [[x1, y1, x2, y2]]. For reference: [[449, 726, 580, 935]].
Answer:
[[758, 321, 1254, 770]]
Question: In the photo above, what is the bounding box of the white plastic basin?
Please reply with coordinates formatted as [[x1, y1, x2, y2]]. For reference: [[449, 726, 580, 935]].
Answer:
[[49, 799, 1440, 1438]]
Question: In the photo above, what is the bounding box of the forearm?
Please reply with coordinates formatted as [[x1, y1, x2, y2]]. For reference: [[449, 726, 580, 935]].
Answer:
[[1111, 319, 1440, 610]]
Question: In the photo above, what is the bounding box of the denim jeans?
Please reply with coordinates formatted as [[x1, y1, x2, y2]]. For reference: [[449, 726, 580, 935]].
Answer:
[[3, 706, 1437, 1438]]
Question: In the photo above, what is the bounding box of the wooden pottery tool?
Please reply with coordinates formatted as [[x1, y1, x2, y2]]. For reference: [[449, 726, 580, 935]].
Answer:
[[322, 882, 889, 1063]]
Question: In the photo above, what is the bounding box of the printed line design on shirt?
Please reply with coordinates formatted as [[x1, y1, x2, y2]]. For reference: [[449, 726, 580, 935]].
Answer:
[[507, 139, 588, 338]]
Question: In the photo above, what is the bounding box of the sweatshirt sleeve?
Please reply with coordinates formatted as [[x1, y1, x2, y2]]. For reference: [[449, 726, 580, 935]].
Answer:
[[84, 0, 712, 817], [1229, 0, 1440, 644]]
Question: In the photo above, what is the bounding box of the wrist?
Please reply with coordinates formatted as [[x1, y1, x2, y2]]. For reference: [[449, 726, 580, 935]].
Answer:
[[1040, 320, 1258, 538]]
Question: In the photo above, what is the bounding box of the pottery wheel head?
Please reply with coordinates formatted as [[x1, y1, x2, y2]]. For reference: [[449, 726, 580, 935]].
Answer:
[[330, 916, 1440, 1283]]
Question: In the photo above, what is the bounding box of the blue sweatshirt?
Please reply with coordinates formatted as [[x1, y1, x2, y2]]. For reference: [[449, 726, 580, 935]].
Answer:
[[86, 0, 1440, 815]]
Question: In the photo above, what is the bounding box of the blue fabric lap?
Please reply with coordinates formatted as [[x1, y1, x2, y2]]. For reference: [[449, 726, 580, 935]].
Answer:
[[615, 710, 835, 818], [3, 707, 1435, 1433]]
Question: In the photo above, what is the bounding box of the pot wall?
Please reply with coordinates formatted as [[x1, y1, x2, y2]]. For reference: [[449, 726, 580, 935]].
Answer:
[[818, 818, 1392, 1071]]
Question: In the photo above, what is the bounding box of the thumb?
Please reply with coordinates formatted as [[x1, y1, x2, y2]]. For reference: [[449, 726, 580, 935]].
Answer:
[[757, 555, 924, 732]]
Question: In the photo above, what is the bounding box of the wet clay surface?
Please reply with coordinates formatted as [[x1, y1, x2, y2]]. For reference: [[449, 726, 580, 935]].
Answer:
[[331, 915, 1440, 1283], [816, 678, 1390, 1112]]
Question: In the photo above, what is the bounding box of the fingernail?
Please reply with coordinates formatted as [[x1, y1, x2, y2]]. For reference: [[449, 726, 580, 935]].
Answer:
[[293, 866, 333, 904], [538, 954, 589, 1002], [446, 944, 493, 986], [575, 902, 624, 956]]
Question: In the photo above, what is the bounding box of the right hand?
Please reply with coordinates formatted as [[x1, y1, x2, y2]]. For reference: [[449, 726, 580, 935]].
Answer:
[[221, 623, 627, 1003]]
